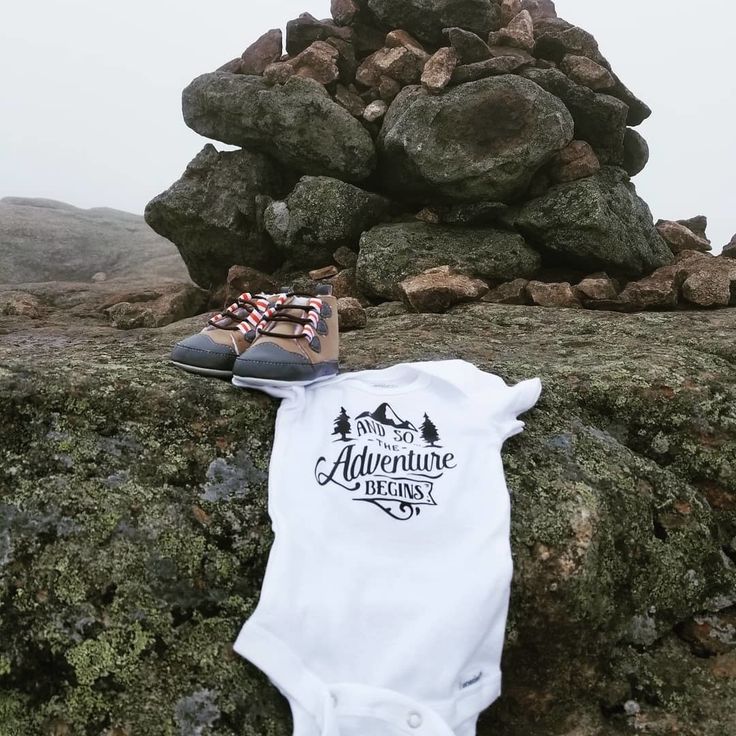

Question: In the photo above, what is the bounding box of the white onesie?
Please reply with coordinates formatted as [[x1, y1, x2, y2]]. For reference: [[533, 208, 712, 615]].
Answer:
[[233, 359, 543, 736]]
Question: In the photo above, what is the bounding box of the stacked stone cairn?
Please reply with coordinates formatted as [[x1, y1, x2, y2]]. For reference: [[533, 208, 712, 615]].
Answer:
[[145, 0, 736, 326]]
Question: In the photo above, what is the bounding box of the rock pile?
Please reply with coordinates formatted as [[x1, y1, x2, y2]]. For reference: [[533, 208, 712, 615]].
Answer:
[[145, 0, 735, 317]]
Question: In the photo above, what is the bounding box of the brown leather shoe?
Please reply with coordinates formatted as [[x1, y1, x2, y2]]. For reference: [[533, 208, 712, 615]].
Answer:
[[170, 291, 289, 378], [231, 288, 339, 387]]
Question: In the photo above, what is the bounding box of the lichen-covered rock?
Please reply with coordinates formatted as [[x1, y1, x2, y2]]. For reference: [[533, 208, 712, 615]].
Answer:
[[377, 74, 574, 203], [263, 175, 391, 269], [365, 0, 502, 45], [513, 166, 674, 277], [1, 302, 735, 735], [182, 72, 376, 182], [399, 264, 489, 312], [356, 221, 542, 300], [622, 127, 649, 177], [144, 144, 291, 289]]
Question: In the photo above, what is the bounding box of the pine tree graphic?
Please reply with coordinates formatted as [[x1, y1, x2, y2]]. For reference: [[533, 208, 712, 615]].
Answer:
[[332, 407, 352, 442], [420, 413, 440, 447]]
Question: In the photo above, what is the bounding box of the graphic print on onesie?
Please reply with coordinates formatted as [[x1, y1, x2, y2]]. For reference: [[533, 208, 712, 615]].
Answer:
[[314, 401, 457, 521]]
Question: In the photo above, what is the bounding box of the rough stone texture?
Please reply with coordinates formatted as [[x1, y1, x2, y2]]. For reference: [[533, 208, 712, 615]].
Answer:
[[682, 269, 735, 308], [444, 27, 492, 63], [225, 266, 279, 300], [521, 67, 629, 165], [362, 99, 387, 122], [240, 29, 283, 75], [724, 235, 736, 258], [103, 283, 209, 329], [622, 127, 649, 177], [145, 145, 291, 289], [308, 265, 339, 280], [285, 11, 352, 56], [574, 275, 619, 301], [284, 40, 341, 85], [559, 54, 615, 90], [496, 10, 535, 50], [263, 175, 390, 269], [521, 0, 557, 22], [356, 43, 428, 87], [482, 278, 531, 305], [548, 139, 600, 183], [399, 265, 489, 312], [513, 167, 674, 277], [182, 72, 376, 182], [421, 46, 459, 93], [331, 0, 361, 26], [500, 0, 522, 26], [1, 302, 735, 735], [0, 291, 43, 319], [327, 268, 368, 303], [656, 220, 712, 254], [333, 245, 359, 268], [377, 74, 574, 204], [450, 54, 528, 84], [0, 197, 189, 285], [336, 295, 367, 329], [356, 221, 542, 300], [526, 280, 582, 308], [676, 215, 709, 243], [365, 0, 502, 45]]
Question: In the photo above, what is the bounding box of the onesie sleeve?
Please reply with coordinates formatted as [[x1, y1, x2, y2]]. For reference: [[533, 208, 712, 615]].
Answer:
[[489, 376, 543, 442]]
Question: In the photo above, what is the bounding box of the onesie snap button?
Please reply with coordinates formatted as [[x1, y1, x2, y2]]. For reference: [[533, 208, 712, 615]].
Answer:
[[407, 711, 422, 728]]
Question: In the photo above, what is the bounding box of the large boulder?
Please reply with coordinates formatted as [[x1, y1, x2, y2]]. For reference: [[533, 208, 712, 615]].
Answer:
[[365, 0, 502, 45], [263, 176, 391, 269], [1, 304, 735, 735], [513, 166, 674, 277], [145, 144, 291, 290], [182, 72, 376, 182], [356, 221, 541, 299], [377, 74, 574, 203]]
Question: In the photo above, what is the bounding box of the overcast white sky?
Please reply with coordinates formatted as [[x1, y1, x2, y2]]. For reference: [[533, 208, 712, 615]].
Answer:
[[1, 0, 733, 252]]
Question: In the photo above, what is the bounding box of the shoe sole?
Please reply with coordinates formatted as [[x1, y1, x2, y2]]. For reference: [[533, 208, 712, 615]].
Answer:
[[171, 361, 233, 379], [231, 373, 338, 389]]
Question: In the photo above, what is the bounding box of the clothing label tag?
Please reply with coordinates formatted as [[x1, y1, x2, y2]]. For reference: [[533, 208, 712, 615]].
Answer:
[[459, 670, 483, 690]]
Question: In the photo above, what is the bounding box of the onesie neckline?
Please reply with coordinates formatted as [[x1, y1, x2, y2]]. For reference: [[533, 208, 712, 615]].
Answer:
[[324, 362, 433, 395]]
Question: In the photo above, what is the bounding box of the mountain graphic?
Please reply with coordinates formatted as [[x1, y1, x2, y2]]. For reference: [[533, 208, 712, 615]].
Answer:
[[356, 402, 417, 431]]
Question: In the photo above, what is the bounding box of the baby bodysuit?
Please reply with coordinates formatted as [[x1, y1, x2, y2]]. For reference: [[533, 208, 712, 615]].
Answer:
[[233, 359, 542, 736]]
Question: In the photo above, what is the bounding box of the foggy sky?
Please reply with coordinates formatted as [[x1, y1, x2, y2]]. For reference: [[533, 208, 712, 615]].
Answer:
[[1, 0, 733, 253]]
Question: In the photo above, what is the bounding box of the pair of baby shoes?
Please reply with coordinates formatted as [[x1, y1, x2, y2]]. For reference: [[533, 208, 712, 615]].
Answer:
[[170, 285, 339, 387]]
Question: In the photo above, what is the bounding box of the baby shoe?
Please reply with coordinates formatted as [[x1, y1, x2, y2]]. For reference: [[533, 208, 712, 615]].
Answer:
[[170, 291, 290, 378], [231, 285, 339, 387]]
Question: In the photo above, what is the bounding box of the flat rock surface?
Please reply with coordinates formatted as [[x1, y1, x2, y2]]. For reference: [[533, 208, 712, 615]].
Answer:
[[1, 304, 735, 735]]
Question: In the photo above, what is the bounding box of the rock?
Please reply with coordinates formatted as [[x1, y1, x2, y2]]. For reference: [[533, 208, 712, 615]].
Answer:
[[287, 40, 341, 85], [336, 296, 367, 330], [351, 21, 388, 58], [240, 28, 283, 74], [487, 44, 536, 63], [676, 216, 709, 243], [618, 265, 685, 310], [548, 140, 600, 183], [500, 0, 522, 26], [331, 0, 361, 26], [441, 201, 512, 225], [145, 144, 289, 289], [451, 54, 529, 83], [324, 35, 359, 84], [533, 24, 607, 65], [575, 274, 619, 301], [421, 47, 459, 93], [0, 291, 43, 319], [676, 256, 736, 307], [526, 280, 582, 308], [377, 74, 573, 204], [723, 235, 736, 258], [521, 0, 557, 21], [444, 27, 492, 64], [514, 167, 673, 277], [333, 245, 359, 268], [610, 75, 652, 127], [622, 127, 649, 177], [2, 303, 736, 735], [327, 268, 367, 303], [263, 175, 390, 269], [363, 99, 388, 121], [356, 221, 541, 300], [656, 220, 712, 254], [91, 272, 107, 283], [334, 83, 366, 116], [365, 0, 502, 45], [521, 67, 628, 164], [262, 60, 295, 85], [0, 197, 189, 286], [482, 278, 531, 304], [182, 72, 376, 182], [496, 10, 535, 50], [559, 54, 615, 91], [678, 611, 736, 657], [377, 75, 403, 101], [399, 265, 489, 312], [216, 57, 243, 73], [357, 41, 429, 87], [309, 265, 340, 280], [285, 12, 352, 56], [103, 283, 209, 329], [225, 265, 279, 299]]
